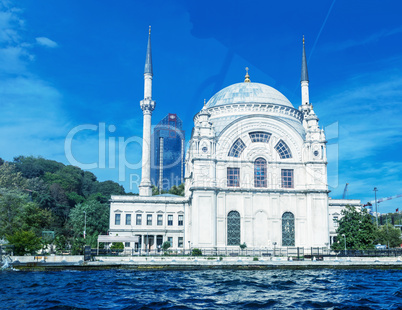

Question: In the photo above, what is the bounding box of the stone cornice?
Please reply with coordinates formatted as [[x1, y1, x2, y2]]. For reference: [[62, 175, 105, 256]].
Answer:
[[189, 186, 330, 194], [109, 228, 185, 233], [194, 103, 303, 123], [111, 195, 188, 204]]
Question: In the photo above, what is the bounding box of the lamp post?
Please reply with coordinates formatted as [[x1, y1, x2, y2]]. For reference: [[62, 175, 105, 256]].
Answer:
[[83, 211, 87, 240], [188, 241, 191, 255], [273, 242, 277, 257], [342, 234, 346, 253], [374, 187, 378, 227]]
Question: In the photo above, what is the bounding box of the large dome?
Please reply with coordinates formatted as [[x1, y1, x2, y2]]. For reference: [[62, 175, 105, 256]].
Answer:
[[205, 82, 293, 108]]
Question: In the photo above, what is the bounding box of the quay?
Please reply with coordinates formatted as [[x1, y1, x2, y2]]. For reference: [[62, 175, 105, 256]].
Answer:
[[4, 255, 402, 271]]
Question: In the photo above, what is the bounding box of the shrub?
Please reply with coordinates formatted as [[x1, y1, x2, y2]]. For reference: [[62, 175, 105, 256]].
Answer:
[[162, 241, 171, 251], [253, 257, 259, 261], [191, 248, 202, 256], [111, 242, 124, 250]]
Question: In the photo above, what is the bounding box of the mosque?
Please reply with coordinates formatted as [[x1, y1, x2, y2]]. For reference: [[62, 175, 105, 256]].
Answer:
[[108, 29, 360, 252]]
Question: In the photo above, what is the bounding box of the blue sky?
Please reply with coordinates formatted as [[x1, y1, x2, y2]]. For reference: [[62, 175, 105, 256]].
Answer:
[[1, 0, 401, 213]]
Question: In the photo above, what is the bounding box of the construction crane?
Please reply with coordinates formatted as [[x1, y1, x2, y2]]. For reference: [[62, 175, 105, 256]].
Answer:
[[363, 194, 402, 207], [342, 183, 349, 199]]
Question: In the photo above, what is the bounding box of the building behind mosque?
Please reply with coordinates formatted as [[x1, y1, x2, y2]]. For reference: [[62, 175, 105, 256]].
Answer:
[[151, 113, 185, 192], [108, 30, 360, 252]]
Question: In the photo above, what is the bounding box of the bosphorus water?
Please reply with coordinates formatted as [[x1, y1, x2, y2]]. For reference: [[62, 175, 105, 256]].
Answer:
[[1, 268, 401, 309]]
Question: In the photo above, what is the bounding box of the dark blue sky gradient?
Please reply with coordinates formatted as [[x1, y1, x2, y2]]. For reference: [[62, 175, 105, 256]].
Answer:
[[1, 0, 402, 212]]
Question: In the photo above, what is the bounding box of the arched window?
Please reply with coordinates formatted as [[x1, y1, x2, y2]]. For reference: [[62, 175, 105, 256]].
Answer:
[[228, 138, 246, 157], [249, 131, 271, 143], [282, 212, 295, 246], [254, 157, 267, 187], [227, 211, 240, 245], [275, 140, 292, 159]]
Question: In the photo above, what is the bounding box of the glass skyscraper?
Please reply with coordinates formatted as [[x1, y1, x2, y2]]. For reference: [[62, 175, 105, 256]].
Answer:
[[151, 113, 185, 191]]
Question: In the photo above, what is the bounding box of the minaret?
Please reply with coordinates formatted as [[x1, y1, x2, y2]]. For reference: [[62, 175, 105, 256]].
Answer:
[[301, 36, 310, 106], [139, 26, 155, 196]]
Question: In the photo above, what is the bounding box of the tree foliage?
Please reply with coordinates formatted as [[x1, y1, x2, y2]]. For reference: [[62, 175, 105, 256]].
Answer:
[[69, 199, 110, 247], [6, 230, 42, 256], [0, 155, 126, 254], [375, 224, 402, 248], [332, 205, 377, 250]]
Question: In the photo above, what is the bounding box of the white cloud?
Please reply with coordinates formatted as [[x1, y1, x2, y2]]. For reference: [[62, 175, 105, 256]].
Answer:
[[0, 2, 67, 163], [35, 36, 58, 48]]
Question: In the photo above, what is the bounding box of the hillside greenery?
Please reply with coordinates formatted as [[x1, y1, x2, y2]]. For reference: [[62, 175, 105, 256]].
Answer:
[[0, 156, 128, 254]]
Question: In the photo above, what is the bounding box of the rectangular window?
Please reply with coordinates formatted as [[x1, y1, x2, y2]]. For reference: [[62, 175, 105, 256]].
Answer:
[[125, 214, 131, 225], [168, 215, 173, 226], [125, 242, 130, 247], [136, 214, 142, 225], [147, 214, 152, 226], [167, 237, 173, 247], [115, 214, 121, 225], [281, 169, 294, 188], [157, 214, 163, 226], [178, 214, 183, 226], [227, 167, 240, 187], [178, 237, 183, 248]]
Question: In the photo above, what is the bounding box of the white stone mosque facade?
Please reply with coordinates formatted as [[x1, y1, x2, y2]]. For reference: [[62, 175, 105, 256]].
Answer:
[[108, 30, 360, 252]]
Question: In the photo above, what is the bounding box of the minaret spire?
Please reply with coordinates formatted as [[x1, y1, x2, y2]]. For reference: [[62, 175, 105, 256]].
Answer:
[[301, 36, 310, 106], [144, 26, 153, 76], [301, 36, 309, 82], [139, 26, 156, 196]]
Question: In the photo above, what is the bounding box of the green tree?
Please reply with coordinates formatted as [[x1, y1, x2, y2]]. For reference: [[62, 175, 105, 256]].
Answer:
[[0, 189, 28, 238], [375, 224, 402, 248], [19, 202, 54, 235], [332, 205, 377, 250], [152, 185, 167, 195], [0, 163, 26, 189], [69, 199, 110, 247], [6, 230, 42, 255], [96, 180, 125, 198], [168, 183, 185, 196], [13, 156, 64, 178]]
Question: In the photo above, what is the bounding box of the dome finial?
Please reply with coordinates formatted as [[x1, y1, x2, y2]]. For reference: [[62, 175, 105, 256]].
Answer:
[[244, 67, 250, 83]]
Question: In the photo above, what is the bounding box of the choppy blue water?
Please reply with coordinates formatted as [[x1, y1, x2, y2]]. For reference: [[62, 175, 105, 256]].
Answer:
[[1, 269, 401, 309]]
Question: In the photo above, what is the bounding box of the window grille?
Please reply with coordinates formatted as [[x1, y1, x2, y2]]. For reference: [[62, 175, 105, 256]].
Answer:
[[228, 138, 246, 157], [125, 214, 131, 225], [227, 211, 241, 246], [254, 157, 267, 187], [249, 131, 271, 143], [136, 214, 142, 225], [275, 140, 292, 159], [281, 169, 294, 188], [227, 168, 240, 187], [115, 214, 121, 225], [282, 212, 295, 246]]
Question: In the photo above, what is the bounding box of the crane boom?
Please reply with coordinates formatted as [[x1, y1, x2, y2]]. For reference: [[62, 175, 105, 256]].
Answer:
[[342, 183, 349, 199]]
